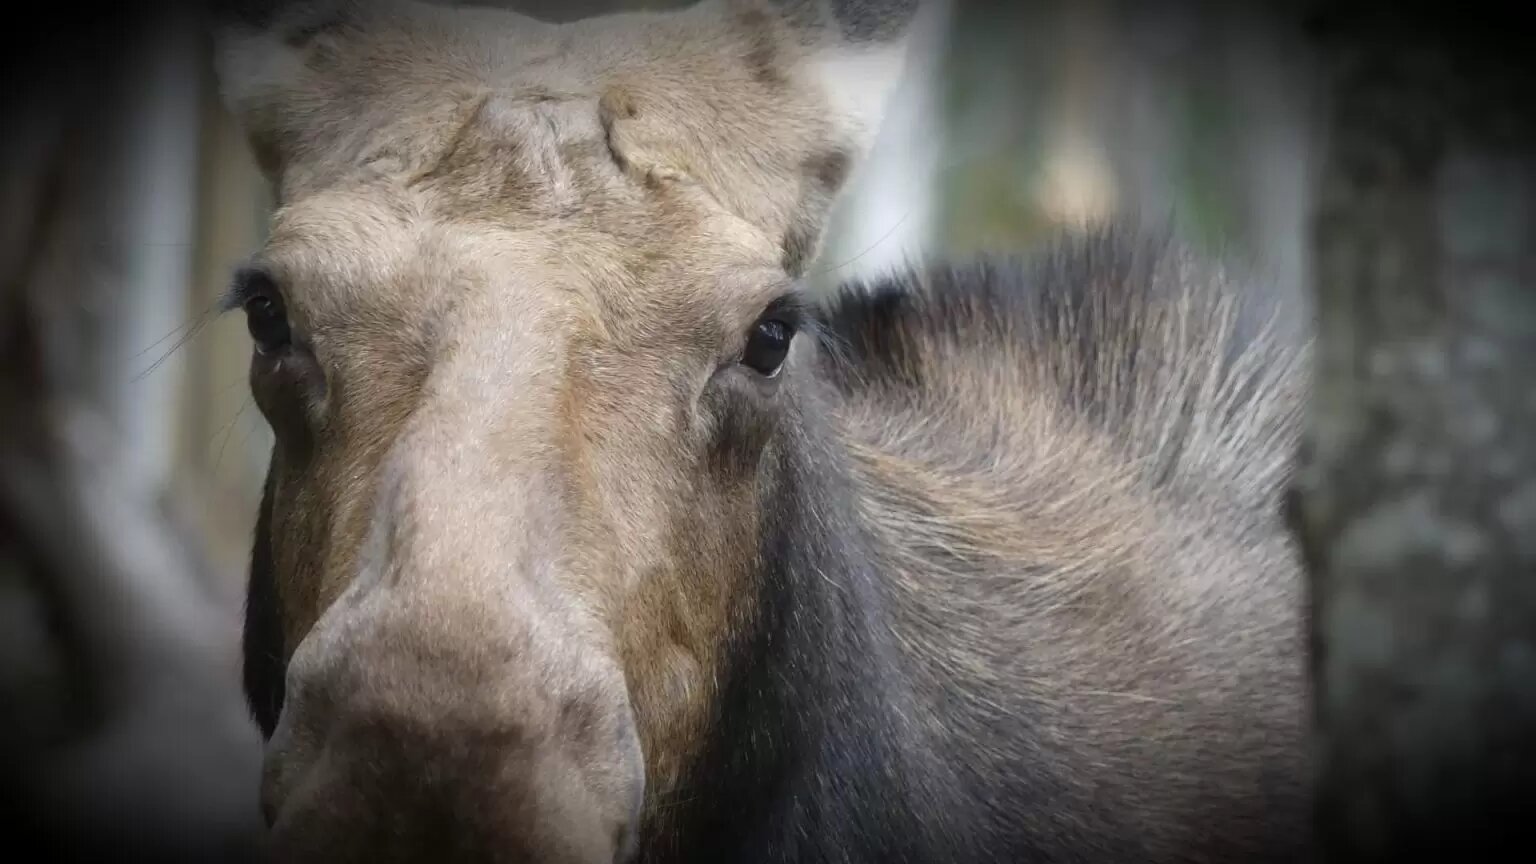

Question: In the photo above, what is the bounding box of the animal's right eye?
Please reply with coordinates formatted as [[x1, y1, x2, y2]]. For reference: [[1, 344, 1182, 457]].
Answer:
[[741, 317, 794, 377], [245, 291, 291, 354]]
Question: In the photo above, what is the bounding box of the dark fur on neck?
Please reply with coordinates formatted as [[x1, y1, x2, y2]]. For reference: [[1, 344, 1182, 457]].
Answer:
[[638, 376, 992, 862]]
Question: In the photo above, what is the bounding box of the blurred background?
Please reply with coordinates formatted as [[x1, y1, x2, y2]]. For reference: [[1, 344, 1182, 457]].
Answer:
[[1, 0, 1319, 859]]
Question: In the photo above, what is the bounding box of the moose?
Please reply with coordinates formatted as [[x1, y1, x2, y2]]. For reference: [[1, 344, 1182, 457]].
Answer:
[[211, 0, 1312, 861]]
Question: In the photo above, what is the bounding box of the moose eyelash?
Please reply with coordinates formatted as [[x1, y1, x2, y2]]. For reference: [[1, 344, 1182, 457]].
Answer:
[[759, 291, 814, 331], [220, 266, 281, 314]]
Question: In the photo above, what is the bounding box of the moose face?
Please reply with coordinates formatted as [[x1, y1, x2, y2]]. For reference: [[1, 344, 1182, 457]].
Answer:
[[217, 0, 923, 859]]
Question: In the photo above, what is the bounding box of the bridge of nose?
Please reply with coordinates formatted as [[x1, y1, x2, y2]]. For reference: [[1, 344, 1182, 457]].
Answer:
[[261, 350, 646, 861]]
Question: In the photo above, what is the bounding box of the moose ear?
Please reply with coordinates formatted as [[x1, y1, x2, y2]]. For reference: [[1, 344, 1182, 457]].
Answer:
[[599, 0, 943, 274], [207, 0, 356, 179], [773, 0, 933, 154]]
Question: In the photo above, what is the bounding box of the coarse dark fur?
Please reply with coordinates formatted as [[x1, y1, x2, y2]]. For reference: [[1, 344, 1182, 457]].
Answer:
[[245, 225, 1310, 862]]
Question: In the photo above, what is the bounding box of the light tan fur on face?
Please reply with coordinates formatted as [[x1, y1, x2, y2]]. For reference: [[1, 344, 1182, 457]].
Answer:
[[217, 1, 927, 858]]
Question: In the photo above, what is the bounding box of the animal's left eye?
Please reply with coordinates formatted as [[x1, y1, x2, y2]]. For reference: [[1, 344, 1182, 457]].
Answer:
[[741, 316, 794, 377], [245, 291, 291, 354]]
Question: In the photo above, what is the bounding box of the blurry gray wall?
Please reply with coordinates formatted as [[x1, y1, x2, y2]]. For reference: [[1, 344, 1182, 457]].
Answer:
[[1, 6, 265, 860]]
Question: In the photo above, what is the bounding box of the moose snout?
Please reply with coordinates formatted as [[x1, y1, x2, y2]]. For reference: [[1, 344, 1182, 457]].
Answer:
[[259, 593, 646, 864]]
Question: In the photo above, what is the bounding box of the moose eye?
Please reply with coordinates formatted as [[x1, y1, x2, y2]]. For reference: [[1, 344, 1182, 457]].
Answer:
[[245, 291, 291, 354], [741, 316, 795, 377]]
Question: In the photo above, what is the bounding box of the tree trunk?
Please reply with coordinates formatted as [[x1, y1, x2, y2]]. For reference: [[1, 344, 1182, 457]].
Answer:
[[1292, 6, 1536, 858]]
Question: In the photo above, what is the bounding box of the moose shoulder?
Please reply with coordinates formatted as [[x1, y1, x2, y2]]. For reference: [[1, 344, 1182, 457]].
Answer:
[[214, 1, 1311, 862]]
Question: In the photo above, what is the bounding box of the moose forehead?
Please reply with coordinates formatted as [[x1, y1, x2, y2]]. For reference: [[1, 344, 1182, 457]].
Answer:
[[218, 0, 905, 299], [241, 90, 856, 360], [246, 112, 798, 365]]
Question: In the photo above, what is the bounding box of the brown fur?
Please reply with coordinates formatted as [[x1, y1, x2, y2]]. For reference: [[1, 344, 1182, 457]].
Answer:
[[212, 1, 1310, 861]]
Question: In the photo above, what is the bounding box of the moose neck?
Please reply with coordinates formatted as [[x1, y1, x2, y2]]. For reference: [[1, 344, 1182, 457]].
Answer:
[[642, 378, 964, 864]]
